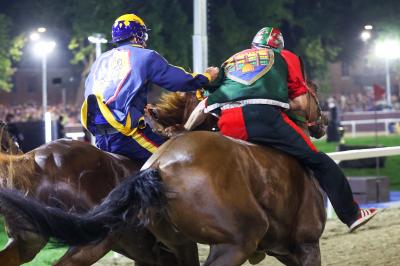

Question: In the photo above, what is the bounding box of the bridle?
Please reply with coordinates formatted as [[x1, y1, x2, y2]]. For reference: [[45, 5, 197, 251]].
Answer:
[[305, 85, 323, 127], [298, 56, 324, 130]]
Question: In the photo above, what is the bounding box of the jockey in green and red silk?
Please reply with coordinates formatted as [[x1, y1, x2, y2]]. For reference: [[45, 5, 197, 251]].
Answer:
[[203, 26, 378, 232], [81, 13, 219, 163]]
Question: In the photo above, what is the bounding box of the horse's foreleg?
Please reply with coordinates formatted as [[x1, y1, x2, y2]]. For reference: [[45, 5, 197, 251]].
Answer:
[[273, 242, 321, 266], [0, 238, 21, 266], [170, 241, 199, 266], [294, 242, 321, 266], [53, 237, 113, 266], [204, 243, 256, 266], [0, 235, 47, 266]]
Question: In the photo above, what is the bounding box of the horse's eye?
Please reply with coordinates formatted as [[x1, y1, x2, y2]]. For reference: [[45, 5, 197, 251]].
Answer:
[[149, 109, 159, 120]]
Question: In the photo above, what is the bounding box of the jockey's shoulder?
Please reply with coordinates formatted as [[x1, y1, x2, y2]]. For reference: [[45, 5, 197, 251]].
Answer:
[[114, 43, 155, 55], [223, 47, 269, 65]]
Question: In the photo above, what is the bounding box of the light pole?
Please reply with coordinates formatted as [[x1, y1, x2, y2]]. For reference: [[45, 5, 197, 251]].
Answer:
[[88, 33, 107, 58], [193, 0, 208, 73], [33, 40, 56, 142], [375, 39, 400, 108]]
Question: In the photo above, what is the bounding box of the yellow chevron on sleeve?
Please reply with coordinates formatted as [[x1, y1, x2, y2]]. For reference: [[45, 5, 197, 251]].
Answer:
[[131, 131, 158, 153]]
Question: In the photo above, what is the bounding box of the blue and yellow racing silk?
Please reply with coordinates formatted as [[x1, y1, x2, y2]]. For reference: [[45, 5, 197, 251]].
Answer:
[[81, 43, 210, 137]]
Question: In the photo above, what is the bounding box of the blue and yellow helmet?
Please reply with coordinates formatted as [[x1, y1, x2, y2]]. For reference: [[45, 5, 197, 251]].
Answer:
[[111, 14, 148, 44]]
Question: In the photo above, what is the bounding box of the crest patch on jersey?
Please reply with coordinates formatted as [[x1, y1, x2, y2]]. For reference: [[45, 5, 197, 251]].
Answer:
[[223, 49, 275, 85]]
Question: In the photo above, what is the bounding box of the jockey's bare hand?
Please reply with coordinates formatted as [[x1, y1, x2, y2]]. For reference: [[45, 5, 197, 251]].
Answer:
[[205, 67, 219, 82]]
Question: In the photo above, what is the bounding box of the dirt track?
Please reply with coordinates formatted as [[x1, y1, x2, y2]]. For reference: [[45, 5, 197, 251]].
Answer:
[[96, 206, 400, 265]]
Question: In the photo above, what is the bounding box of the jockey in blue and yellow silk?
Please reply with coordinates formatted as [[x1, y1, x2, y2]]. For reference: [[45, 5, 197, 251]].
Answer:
[[81, 14, 218, 163]]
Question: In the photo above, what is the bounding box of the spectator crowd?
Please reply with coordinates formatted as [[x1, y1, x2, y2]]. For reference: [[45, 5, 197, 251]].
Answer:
[[325, 93, 400, 112], [0, 102, 81, 125]]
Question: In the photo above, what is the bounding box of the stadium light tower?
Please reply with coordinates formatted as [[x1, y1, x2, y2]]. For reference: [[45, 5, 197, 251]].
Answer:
[[375, 39, 400, 108], [361, 25, 373, 42], [193, 0, 208, 72], [88, 33, 107, 58], [33, 40, 56, 142]]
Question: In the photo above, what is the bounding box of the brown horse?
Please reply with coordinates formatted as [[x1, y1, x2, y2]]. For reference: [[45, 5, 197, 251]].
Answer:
[[0, 122, 184, 266], [0, 85, 327, 265]]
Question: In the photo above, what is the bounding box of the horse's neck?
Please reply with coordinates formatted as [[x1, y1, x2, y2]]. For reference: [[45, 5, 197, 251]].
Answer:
[[0, 153, 34, 191]]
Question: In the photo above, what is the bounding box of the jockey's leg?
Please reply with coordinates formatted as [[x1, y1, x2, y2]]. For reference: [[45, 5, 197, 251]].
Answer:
[[244, 105, 359, 225], [95, 126, 166, 162], [219, 104, 364, 227]]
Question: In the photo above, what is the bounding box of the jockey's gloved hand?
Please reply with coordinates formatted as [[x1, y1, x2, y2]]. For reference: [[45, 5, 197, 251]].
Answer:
[[205, 67, 220, 82]]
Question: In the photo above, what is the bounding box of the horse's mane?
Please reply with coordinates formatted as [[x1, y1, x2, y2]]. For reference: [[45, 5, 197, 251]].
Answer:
[[0, 152, 34, 192], [153, 92, 188, 127]]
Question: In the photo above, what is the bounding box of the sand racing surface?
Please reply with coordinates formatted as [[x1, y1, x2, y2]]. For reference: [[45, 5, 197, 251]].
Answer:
[[96, 207, 400, 266]]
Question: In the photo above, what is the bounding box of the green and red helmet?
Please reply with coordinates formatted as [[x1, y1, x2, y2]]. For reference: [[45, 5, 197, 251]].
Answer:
[[251, 27, 284, 50]]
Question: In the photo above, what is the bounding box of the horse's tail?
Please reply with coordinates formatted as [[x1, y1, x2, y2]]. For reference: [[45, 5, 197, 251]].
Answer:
[[0, 168, 166, 246]]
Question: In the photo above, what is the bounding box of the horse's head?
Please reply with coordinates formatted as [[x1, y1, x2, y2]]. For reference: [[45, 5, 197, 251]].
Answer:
[[0, 121, 23, 155], [303, 81, 328, 139], [145, 92, 217, 137]]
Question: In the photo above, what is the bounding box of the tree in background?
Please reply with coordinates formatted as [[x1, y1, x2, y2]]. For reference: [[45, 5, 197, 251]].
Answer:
[[0, 14, 24, 92], [2, 0, 400, 97], [65, 0, 192, 104], [208, 0, 293, 65]]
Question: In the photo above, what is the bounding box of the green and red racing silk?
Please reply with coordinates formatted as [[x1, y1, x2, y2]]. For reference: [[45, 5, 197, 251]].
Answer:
[[205, 48, 307, 113]]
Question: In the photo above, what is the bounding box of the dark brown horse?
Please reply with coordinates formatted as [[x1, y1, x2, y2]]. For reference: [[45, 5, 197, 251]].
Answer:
[[0, 121, 185, 266], [0, 91, 222, 266], [0, 85, 327, 265], [0, 91, 219, 266]]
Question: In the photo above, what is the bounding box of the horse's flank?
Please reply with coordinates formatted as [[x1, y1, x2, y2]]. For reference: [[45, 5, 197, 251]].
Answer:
[[0, 153, 35, 192]]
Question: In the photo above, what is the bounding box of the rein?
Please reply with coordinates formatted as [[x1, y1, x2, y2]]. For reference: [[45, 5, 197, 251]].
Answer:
[[305, 85, 323, 128]]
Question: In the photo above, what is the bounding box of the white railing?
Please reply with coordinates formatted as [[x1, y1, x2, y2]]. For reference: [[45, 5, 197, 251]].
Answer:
[[65, 132, 85, 140], [341, 118, 400, 137], [326, 146, 400, 219], [329, 146, 400, 162]]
